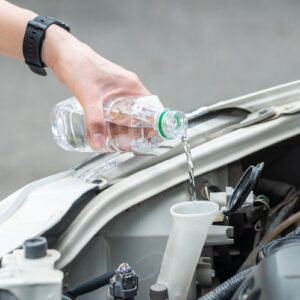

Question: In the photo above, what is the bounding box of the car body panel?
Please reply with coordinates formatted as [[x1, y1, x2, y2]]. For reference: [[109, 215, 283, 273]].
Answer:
[[1, 80, 300, 272]]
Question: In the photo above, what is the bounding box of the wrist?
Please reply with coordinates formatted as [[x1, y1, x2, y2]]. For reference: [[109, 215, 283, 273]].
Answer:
[[42, 27, 97, 92], [42, 24, 74, 69], [41, 25, 90, 88]]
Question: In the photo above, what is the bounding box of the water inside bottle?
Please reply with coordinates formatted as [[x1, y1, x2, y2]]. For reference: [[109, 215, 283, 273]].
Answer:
[[181, 136, 196, 201]]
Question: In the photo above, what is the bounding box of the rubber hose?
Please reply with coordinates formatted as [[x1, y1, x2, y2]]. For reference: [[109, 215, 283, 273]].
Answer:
[[239, 193, 300, 271], [265, 210, 300, 244], [65, 269, 115, 299], [198, 267, 255, 300]]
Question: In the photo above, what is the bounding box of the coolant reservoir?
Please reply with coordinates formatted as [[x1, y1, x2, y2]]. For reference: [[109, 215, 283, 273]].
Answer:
[[156, 201, 219, 300]]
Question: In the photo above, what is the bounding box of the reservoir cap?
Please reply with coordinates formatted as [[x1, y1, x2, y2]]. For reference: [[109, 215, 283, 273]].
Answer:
[[227, 162, 264, 212], [24, 237, 48, 259]]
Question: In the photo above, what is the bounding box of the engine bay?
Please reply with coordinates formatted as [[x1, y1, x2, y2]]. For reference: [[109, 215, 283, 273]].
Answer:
[[57, 135, 300, 299], [1, 113, 300, 300]]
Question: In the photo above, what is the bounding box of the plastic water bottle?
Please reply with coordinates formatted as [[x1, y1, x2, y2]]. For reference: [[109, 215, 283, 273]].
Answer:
[[50, 95, 188, 153]]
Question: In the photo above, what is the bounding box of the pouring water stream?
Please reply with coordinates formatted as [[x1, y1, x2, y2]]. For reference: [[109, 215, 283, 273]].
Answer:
[[181, 135, 196, 201]]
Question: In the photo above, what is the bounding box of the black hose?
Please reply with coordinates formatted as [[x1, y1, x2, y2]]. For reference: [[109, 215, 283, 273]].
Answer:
[[198, 267, 255, 300], [65, 269, 115, 299], [239, 193, 300, 271]]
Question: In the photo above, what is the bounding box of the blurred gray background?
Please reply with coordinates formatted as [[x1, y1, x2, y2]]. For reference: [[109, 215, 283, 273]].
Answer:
[[0, 0, 300, 198]]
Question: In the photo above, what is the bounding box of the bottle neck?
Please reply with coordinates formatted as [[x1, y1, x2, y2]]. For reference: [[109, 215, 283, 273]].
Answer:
[[157, 109, 188, 140]]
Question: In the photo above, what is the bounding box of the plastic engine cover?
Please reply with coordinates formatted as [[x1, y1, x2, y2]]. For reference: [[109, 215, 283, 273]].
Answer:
[[232, 244, 300, 300]]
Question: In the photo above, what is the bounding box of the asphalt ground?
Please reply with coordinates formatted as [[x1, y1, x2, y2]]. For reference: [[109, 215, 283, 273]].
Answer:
[[1, 0, 300, 198]]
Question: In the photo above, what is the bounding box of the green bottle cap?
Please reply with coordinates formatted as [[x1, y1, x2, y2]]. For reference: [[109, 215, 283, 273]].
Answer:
[[158, 109, 182, 140]]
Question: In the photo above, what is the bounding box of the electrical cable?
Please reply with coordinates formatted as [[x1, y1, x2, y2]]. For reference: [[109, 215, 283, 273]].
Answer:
[[65, 269, 115, 299], [198, 267, 255, 300], [254, 195, 270, 210]]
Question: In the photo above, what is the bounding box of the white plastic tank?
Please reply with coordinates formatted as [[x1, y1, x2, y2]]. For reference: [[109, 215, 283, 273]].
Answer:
[[156, 201, 219, 300]]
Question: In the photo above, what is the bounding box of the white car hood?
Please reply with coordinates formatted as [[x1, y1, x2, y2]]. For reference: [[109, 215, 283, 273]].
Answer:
[[0, 172, 98, 257], [1, 80, 300, 267]]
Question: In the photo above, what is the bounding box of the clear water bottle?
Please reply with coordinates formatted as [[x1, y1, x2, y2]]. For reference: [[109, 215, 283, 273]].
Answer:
[[50, 95, 188, 153]]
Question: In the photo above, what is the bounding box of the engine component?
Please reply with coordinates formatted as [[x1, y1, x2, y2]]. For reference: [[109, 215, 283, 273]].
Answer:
[[109, 263, 138, 299], [205, 225, 234, 245], [198, 267, 255, 300], [232, 244, 300, 300], [0, 237, 63, 300], [239, 191, 300, 271], [150, 283, 169, 300], [265, 209, 300, 243], [255, 178, 296, 207], [24, 236, 48, 259], [258, 233, 300, 262], [226, 162, 264, 213], [198, 267, 254, 300], [210, 189, 254, 210], [196, 257, 213, 289], [156, 201, 218, 300]]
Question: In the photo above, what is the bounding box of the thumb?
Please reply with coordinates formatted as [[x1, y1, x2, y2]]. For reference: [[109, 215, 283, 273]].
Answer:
[[82, 101, 106, 149]]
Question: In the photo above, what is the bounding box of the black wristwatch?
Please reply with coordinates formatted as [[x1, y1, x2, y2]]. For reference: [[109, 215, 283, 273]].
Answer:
[[23, 16, 70, 76]]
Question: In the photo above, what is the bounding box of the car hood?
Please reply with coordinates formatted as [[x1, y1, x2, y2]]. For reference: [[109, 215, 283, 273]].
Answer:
[[1, 80, 300, 268]]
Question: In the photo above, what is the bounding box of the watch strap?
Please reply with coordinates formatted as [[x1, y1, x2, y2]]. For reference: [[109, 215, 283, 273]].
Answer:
[[23, 16, 70, 76]]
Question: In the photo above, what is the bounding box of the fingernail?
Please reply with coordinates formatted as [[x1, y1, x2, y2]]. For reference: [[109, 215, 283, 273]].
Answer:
[[91, 133, 105, 148]]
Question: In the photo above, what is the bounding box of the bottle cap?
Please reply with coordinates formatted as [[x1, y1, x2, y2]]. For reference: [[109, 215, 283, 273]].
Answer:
[[158, 109, 187, 139]]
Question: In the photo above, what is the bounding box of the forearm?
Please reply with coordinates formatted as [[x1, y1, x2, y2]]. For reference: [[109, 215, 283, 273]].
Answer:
[[0, 0, 82, 78], [0, 0, 36, 59], [0, 0, 149, 148], [0, 2, 89, 76], [0, 0, 75, 69]]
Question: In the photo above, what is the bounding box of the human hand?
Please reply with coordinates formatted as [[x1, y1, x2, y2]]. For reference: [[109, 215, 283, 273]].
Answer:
[[42, 25, 150, 149]]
